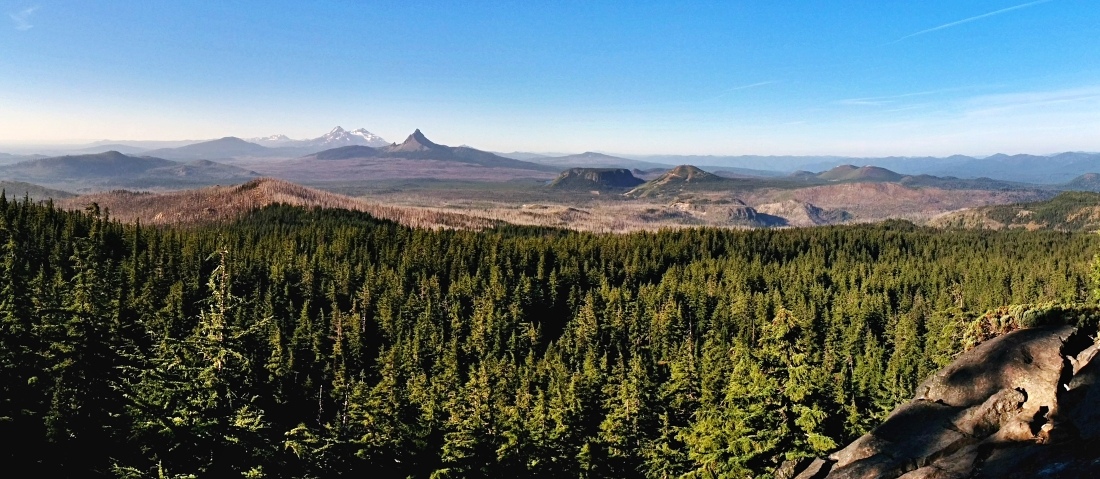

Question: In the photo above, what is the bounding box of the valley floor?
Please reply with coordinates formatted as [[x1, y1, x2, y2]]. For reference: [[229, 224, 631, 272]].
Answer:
[[298, 179, 1053, 232]]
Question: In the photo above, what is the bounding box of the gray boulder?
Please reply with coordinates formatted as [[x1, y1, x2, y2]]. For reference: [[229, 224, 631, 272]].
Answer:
[[787, 325, 1100, 479]]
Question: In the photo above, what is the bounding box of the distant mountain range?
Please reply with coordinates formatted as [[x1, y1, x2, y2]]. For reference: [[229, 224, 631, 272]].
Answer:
[[83, 139, 199, 150], [137, 127, 390, 160], [789, 165, 1034, 190], [494, 150, 1100, 184], [1, 127, 389, 159], [497, 151, 570, 161], [5, 128, 1100, 186], [305, 130, 557, 171], [614, 152, 1100, 184], [516, 152, 670, 170]]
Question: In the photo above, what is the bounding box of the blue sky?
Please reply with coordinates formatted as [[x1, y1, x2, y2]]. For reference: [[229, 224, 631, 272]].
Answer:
[[1, 0, 1097, 156]]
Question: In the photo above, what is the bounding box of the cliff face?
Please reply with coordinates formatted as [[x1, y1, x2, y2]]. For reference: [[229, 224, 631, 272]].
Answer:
[[783, 325, 1100, 479]]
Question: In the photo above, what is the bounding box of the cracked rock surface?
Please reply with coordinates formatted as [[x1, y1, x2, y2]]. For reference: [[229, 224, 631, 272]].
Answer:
[[783, 325, 1100, 479]]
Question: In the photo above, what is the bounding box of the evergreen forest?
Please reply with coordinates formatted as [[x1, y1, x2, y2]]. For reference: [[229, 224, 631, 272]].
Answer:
[[0, 196, 1097, 478]]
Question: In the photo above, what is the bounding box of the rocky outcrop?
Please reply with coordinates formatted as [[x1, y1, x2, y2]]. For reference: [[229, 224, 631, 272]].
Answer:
[[667, 199, 788, 228], [755, 200, 851, 227], [547, 168, 645, 190], [783, 325, 1100, 479], [726, 203, 786, 227]]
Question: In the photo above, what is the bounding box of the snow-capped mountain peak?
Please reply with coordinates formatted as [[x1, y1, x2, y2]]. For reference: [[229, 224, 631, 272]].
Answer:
[[248, 127, 389, 148], [349, 128, 386, 144], [318, 126, 386, 147]]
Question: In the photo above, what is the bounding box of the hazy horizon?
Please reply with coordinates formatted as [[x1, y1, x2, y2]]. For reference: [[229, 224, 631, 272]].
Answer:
[[3, 1, 1097, 157], [0, 130, 1093, 161]]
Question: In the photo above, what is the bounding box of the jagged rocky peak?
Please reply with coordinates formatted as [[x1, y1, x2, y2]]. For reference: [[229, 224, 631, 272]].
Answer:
[[409, 129, 435, 145], [390, 129, 440, 152], [782, 322, 1100, 479]]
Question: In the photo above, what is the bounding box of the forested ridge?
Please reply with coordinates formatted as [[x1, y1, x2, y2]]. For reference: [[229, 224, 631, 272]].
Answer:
[[0, 196, 1096, 478]]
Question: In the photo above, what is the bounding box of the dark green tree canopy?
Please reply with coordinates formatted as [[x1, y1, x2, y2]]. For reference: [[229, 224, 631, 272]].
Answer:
[[0, 200, 1096, 478]]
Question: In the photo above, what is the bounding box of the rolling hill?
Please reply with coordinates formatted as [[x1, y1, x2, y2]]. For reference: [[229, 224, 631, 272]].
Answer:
[[2, 151, 176, 178], [0, 181, 75, 200], [743, 182, 1052, 224], [0, 151, 260, 190], [625, 165, 730, 198], [309, 145, 381, 160], [145, 137, 268, 159], [58, 178, 497, 229], [67, 143, 151, 155], [1064, 173, 1100, 192], [143, 137, 306, 160], [815, 164, 905, 182], [930, 191, 1100, 232]]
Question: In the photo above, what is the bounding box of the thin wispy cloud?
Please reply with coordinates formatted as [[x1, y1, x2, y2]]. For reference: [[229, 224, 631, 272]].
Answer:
[[702, 81, 779, 102], [883, 105, 928, 113], [836, 99, 893, 107], [893, 0, 1055, 43], [835, 87, 983, 107], [963, 85, 1100, 117], [9, 6, 38, 31], [719, 81, 779, 93]]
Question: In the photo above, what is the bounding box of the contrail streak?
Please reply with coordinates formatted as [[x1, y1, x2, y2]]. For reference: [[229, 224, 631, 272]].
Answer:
[[894, 0, 1055, 43]]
